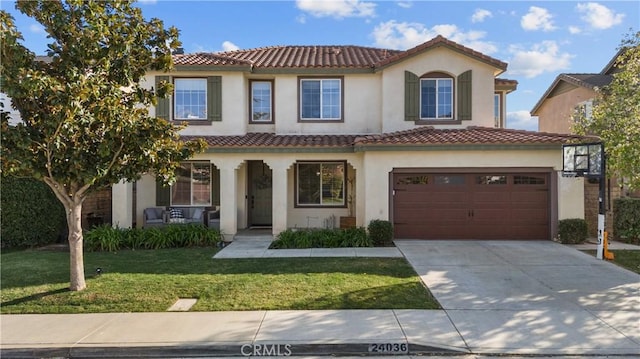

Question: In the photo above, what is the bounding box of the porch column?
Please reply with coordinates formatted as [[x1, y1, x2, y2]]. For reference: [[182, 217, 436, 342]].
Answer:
[[219, 161, 242, 240], [268, 160, 290, 236], [111, 180, 133, 229]]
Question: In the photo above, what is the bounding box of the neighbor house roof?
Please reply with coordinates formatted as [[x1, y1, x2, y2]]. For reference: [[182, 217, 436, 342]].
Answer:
[[173, 35, 507, 73], [530, 73, 613, 116], [183, 127, 592, 152]]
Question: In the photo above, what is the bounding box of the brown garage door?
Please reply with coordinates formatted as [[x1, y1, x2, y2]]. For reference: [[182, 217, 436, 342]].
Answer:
[[393, 172, 549, 240]]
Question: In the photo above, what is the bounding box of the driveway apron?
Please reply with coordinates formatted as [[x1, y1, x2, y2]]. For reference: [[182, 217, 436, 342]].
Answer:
[[395, 240, 640, 355]]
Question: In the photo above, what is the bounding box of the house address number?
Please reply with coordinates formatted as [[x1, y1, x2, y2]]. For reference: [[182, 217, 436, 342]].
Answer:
[[368, 343, 408, 353]]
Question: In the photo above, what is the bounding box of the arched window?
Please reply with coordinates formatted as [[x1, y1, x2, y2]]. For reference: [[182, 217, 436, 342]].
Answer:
[[420, 72, 453, 119]]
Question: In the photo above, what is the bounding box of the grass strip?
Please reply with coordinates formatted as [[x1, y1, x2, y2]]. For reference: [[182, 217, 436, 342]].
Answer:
[[1, 248, 439, 313]]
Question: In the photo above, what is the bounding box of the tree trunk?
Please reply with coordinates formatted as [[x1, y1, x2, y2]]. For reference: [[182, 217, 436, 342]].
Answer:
[[66, 200, 87, 291]]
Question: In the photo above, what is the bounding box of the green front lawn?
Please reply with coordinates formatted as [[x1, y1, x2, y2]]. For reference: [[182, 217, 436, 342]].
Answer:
[[583, 249, 640, 274], [1, 248, 439, 313]]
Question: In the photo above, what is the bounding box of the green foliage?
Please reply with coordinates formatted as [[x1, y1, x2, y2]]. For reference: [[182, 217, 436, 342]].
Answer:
[[271, 228, 373, 249], [613, 198, 640, 244], [0, 1, 205, 290], [0, 177, 66, 248], [84, 224, 221, 252], [573, 31, 640, 190], [558, 218, 588, 244], [367, 220, 394, 246]]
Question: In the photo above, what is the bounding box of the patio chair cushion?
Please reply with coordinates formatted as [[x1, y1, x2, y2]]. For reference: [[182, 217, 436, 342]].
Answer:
[[169, 208, 184, 219]]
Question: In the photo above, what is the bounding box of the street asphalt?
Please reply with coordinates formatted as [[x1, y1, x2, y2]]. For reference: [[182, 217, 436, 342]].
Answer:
[[1, 239, 638, 358]]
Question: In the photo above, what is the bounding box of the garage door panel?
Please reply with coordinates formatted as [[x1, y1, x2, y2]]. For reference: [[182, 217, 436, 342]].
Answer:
[[393, 172, 550, 240]]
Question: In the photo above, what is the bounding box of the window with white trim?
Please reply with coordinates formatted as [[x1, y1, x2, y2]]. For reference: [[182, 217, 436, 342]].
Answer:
[[300, 78, 342, 120], [174, 78, 207, 120], [296, 162, 345, 207], [420, 78, 453, 119], [171, 162, 211, 206], [250, 80, 273, 123]]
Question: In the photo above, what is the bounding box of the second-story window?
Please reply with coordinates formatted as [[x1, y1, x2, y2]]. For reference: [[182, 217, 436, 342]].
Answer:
[[494, 93, 501, 128], [250, 80, 273, 123], [300, 78, 342, 121], [420, 77, 453, 119], [174, 78, 207, 120]]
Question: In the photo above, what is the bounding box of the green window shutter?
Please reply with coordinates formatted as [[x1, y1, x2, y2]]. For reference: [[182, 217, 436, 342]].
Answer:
[[404, 71, 419, 121], [458, 70, 472, 121], [208, 76, 222, 122], [211, 165, 220, 206], [155, 178, 171, 207], [155, 76, 170, 121]]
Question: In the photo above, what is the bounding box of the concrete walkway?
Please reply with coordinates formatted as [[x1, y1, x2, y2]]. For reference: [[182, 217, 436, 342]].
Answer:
[[1, 239, 638, 358]]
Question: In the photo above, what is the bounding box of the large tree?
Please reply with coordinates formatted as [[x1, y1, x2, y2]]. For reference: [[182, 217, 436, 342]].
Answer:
[[573, 30, 640, 191], [0, 0, 204, 291]]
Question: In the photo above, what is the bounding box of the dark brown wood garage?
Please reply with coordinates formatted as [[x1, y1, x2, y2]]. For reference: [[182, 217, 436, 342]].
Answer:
[[392, 171, 550, 240]]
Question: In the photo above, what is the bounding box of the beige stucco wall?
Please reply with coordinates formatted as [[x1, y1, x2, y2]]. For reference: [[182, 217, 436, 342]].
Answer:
[[536, 86, 596, 134], [381, 47, 498, 133], [360, 148, 584, 228], [129, 148, 584, 237]]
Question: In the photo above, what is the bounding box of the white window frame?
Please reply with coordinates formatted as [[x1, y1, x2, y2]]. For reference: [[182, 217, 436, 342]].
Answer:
[[419, 78, 453, 120], [250, 80, 273, 123], [299, 78, 342, 121], [174, 78, 207, 121]]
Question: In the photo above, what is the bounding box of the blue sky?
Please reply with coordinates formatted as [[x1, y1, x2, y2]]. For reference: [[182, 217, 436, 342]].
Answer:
[[2, 0, 638, 131]]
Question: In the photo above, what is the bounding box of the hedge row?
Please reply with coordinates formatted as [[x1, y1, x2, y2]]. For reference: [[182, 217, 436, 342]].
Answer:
[[84, 224, 221, 252], [1, 177, 66, 248], [614, 198, 640, 244], [270, 220, 394, 249]]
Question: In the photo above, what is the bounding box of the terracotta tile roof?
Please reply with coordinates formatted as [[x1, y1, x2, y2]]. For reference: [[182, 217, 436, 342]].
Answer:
[[173, 35, 506, 71], [174, 46, 400, 69], [183, 133, 359, 148], [183, 127, 594, 151], [174, 53, 254, 66], [354, 126, 592, 146], [375, 35, 507, 71]]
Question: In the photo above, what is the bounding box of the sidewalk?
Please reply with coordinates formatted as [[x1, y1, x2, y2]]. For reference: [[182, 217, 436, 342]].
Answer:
[[1, 310, 466, 358]]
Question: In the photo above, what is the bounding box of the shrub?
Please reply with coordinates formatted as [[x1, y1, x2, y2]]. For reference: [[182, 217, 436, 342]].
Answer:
[[558, 218, 588, 244], [614, 198, 640, 244], [270, 227, 372, 249], [84, 224, 220, 252], [368, 220, 394, 246], [1, 177, 66, 248], [84, 224, 123, 252]]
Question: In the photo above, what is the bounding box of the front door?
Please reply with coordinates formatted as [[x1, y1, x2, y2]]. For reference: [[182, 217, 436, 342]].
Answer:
[[248, 161, 273, 227]]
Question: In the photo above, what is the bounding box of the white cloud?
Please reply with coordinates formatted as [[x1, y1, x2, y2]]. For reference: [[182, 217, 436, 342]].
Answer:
[[296, 0, 376, 19], [222, 41, 240, 52], [521, 6, 556, 32], [371, 20, 497, 54], [507, 110, 538, 131], [137, 0, 157, 4], [576, 2, 625, 30], [568, 26, 582, 34], [471, 9, 492, 23], [29, 24, 44, 34], [507, 41, 573, 78], [397, 1, 412, 9]]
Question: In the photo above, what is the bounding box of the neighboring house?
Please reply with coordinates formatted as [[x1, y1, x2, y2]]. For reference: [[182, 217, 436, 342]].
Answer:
[[106, 35, 587, 240], [531, 49, 632, 237]]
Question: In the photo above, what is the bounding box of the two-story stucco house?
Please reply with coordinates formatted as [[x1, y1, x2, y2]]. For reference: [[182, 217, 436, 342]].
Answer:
[[112, 35, 587, 241]]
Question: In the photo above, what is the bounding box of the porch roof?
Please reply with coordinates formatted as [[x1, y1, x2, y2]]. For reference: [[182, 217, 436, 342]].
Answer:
[[183, 127, 595, 152]]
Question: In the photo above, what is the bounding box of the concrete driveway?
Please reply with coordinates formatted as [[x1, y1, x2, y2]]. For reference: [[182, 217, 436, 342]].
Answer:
[[395, 240, 640, 355]]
